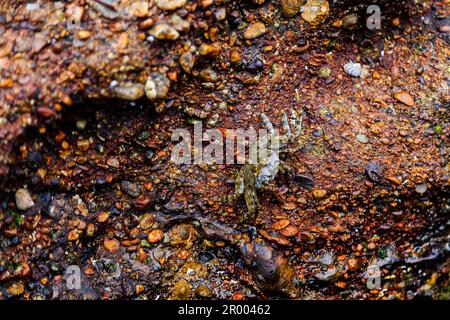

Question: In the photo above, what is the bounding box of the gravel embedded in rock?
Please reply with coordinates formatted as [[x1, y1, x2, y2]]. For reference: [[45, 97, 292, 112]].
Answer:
[[145, 73, 171, 100], [179, 51, 196, 73], [113, 82, 145, 101], [280, 0, 304, 18], [155, 0, 186, 11], [150, 23, 180, 40], [302, 0, 330, 25]]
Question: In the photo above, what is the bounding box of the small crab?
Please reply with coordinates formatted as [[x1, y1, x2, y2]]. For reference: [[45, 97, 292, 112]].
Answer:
[[235, 110, 303, 221]]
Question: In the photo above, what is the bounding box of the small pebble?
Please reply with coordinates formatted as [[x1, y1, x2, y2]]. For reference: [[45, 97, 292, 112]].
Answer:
[[356, 134, 369, 144], [15, 188, 34, 210]]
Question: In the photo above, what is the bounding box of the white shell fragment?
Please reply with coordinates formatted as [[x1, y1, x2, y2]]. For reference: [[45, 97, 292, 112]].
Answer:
[[343, 61, 362, 77]]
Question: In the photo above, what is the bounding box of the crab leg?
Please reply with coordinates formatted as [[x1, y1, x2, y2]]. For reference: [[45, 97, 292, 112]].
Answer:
[[281, 111, 292, 140], [293, 110, 303, 138], [261, 113, 275, 135]]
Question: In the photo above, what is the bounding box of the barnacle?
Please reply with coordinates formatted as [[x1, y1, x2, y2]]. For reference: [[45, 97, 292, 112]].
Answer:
[[343, 61, 362, 77]]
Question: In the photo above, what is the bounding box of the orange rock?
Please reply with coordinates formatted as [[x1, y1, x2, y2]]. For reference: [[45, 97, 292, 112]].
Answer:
[[393, 91, 415, 106], [347, 257, 359, 271], [243, 22, 267, 39], [97, 211, 110, 223], [84, 268, 95, 275], [104, 238, 120, 253], [280, 225, 299, 237], [67, 230, 80, 241], [147, 229, 164, 243], [136, 284, 145, 295], [272, 219, 290, 230], [386, 176, 402, 185], [281, 202, 297, 211]]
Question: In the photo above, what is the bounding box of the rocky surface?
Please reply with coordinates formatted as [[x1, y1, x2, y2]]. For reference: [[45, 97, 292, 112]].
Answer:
[[0, 0, 449, 300]]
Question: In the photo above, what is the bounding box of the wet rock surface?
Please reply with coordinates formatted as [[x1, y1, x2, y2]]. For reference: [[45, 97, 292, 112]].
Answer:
[[0, 0, 449, 300]]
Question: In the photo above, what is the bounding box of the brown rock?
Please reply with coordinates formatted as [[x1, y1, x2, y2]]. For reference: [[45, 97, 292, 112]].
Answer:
[[280, 225, 299, 237], [97, 211, 110, 223], [281, 202, 297, 211], [148, 229, 164, 243], [104, 238, 120, 253], [244, 22, 267, 39], [150, 24, 180, 40], [393, 91, 415, 106], [15, 188, 34, 210], [155, 0, 186, 11], [302, 0, 330, 26], [272, 219, 290, 230], [280, 0, 303, 18]]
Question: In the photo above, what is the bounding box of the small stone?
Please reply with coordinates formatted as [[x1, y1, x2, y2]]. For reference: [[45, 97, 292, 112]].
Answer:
[[97, 212, 110, 223], [243, 22, 267, 39], [113, 82, 144, 101], [439, 25, 450, 33], [201, 0, 213, 8], [179, 51, 195, 73], [393, 91, 415, 106], [87, 0, 119, 19], [342, 13, 358, 29], [280, 225, 298, 237], [120, 180, 140, 198], [199, 68, 218, 82], [170, 14, 190, 32], [347, 257, 359, 271], [372, 71, 381, 79], [155, 0, 186, 11], [32, 33, 48, 53], [145, 72, 171, 100], [7, 281, 25, 297], [68, 230, 80, 241], [15, 188, 35, 210], [302, 0, 330, 26], [386, 176, 402, 186], [104, 238, 120, 253], [148, 229, 164, 243], [230, 49, 241, 63], [136, 284, 145, 295], [415, 183, 427, 194], [107, 157, 120, 168], [130, 1, 149, 18], [281, 202, 297, 211], [280, 0, 303, 18], [272, 219, 290, 230], [391, 17, 401, 27], [195, 285, 213, 298], [356, 134, 369, 144], [78, 30, 91, 40], [139, 213, 155, 230], [314, 267, 337, 282], [150, 23, 180, 40], [313, 189, 327, 199], [76, 138, 90, 151], [215, 7, 227, 21]]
